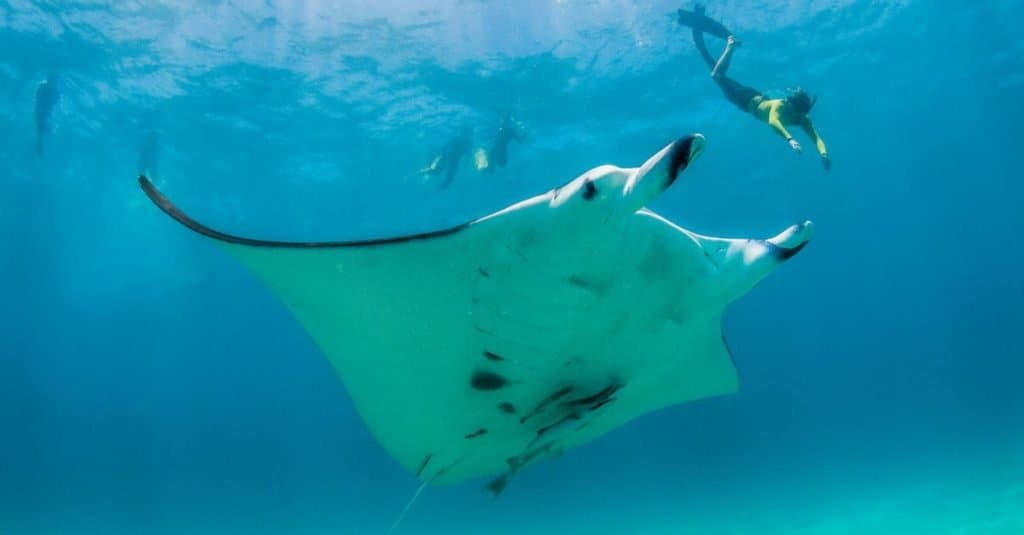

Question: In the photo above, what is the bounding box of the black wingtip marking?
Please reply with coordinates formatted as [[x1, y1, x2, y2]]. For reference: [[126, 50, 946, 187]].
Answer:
[[773, 240, 808, 261], [483, 351, 504, 362], [138, 174, 469, 248], [666, 136, 695, 185], [471, 370, 508, 391]]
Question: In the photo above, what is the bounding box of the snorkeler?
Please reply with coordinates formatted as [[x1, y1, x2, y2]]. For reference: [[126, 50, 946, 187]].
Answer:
[[474, 113, 526, 173], [34, 72, 60, 156], [421, 125, 473, 189], [678, 5, 831, 171]]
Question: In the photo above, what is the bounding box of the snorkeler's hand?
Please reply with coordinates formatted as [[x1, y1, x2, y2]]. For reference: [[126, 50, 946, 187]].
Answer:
[[821, 154, 831, 171], [788, 138, 802, 153]]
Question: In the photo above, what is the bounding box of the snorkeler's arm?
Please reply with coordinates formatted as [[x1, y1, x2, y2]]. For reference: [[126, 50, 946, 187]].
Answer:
[[421, 154, 442, 174], [800, 117, 827, 156], [766, 104, 794, 142], [800, 117, 831, 170]]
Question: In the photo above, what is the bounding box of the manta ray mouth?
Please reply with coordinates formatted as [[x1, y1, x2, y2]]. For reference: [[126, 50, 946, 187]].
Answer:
[[666, 134, 705, 188]]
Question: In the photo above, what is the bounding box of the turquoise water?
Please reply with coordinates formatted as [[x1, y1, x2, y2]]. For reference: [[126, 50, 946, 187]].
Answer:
[[2, 1, 1023, 533]]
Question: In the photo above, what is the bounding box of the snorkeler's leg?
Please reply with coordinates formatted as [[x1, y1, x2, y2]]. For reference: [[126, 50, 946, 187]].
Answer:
[[439, 164, 458, 189], [711, 35, 741, 79], [421, 154, 442, 174], [692, 30, 717, 69], [34, 114, 49, 156], [474, 147, 491, 172]]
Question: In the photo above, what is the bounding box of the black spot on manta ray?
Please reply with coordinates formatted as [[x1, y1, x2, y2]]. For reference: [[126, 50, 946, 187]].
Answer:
[[497, 402, 516, 414], [464, 428, 488, 439], [582, 180, 597, 200], [471, 370, 508, 391]]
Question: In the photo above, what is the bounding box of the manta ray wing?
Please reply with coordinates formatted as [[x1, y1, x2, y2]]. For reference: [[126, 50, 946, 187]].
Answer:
[[141, 175, 524, 483]]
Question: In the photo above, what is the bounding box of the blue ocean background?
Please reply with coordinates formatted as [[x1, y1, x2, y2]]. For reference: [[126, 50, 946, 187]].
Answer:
[[2, 1, 1022, 533]]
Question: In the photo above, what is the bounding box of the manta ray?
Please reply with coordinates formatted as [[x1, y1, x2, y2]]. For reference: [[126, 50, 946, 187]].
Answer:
[[139, 133, 813, 500]]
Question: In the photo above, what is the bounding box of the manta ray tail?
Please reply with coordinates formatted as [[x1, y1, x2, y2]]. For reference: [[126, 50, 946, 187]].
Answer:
[[386, 456, 470, 534], [385, 480, 429, 535]]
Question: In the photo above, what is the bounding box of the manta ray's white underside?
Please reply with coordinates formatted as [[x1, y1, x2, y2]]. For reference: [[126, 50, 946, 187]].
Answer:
[[139, 134, 813, 494]]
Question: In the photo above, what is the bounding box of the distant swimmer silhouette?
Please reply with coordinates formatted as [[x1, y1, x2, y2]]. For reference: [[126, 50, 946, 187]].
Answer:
[[421, 125, 474, 189], [474, 113, 527, 174], [34, 72, 60, 156], [678, 4, 831, 171]]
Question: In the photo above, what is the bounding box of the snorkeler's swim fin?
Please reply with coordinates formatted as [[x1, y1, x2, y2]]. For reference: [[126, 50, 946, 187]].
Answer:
[[677, 4, 733, 68], [676, 4, 732, 39]]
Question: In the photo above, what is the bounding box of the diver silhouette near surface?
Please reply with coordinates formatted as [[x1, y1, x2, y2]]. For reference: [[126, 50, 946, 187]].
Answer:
[[421, 114, 527, 189], [34, 72, 60, 156], [678, 4, 831, 171]]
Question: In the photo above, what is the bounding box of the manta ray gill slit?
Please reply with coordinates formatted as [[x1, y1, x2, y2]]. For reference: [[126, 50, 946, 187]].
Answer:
[[520, 385, 574, 424], [564, 381, 622, 408], [464, 428, 488, 439], [511, 379, 624, 450], [482, 351, 504, 362]]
